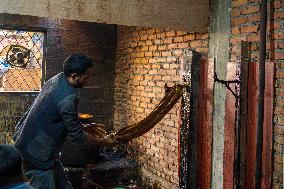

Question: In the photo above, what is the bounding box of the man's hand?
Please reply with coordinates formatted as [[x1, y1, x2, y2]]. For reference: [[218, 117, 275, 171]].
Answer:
[[85, 132, 117, 146]]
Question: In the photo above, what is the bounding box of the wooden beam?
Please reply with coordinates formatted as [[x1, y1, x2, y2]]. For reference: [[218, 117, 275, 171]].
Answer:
[[197, 58, 213, 189], [245, 61, 258, 189], [223, 61, 238, 189], [261, 62, 274, 189]]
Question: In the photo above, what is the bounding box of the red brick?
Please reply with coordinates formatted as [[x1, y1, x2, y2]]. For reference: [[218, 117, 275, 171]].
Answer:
[[166, 70, 176, 75], [268, 22, 281, 30], [158, 45, 167, 50], [277, 117, 284, 125], [241, 25, 259, 33], [168, 44, 178, 49], [196, 47, 209, 54], [164, 38, 173, 44], [155, 28, 162, 33], [139, 30, 146, 35], [173, 50, 184, 57], [149, 45, 158, 51], [247, 13, 260, 22], [275, 106, 284, 115], [167, 57, 177, 62], [130, 42, 138, 47], [230, 36, 246, 44], [177, 43, 189, 48], [184, 34, 195, 41], [149, 58, 158, 63], [141, 46, 149, 51], [133, 58, 141, 64], [274, 12, 284, 19], [251, 44, 258, 50], [275, 135, 284, 144], [140, 58, 148, 64], [195, 34, 205, 39], [176, 31, 186, 36], [276, 70, 284, 78], [232, 17, 247, 26], [153, 75, 162, 80], [231, 8, 241, 17], [165, 31, 176, 37], [272, 33, 284, 40], [145, 52, 153, 57], [146, 40, 153, 45], [274, 126, 284, 135], [153, 52, 161, 57], [139, 35, 147, 41], [137, 52, 145, 58], [276, 88, 284, 96], [278, 42, 284, 49], [190, 40, 203, 47], [232, 27, 241, 34], [147, 28, 156, 34], [162, 64, 170, 69], [247, 34, 259, 41], [148, 34, 156, 40], [156, 33, 166, 39], [162, 52, 171, 57], [275, 52, 284, 60], [162, 76, 171, 81], [277, 79, 284, 87], [138, 41, 145, 46], [137, 86, 145, 91], [232, 0, 249, 7], [242, 5, 260, 15], [201, 34, 209, 39], [157, 58, 166, 62], [173, 37, 184, 43], [149, 69, 158, 75], [273, 1, 282, 9]]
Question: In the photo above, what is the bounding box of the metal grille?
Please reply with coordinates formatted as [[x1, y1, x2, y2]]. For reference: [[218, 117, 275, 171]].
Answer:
[[0, 29, 44, 92]]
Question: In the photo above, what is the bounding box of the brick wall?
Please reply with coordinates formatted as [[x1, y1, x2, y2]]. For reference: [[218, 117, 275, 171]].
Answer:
[[0, 13, 116, 143], [114, 26, 208, 188], [230, 1, 284, 188]]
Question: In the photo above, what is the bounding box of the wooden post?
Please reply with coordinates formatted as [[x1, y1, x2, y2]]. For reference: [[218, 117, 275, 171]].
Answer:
[[179, 50, 201, 189], [197, 58, 214, 189]]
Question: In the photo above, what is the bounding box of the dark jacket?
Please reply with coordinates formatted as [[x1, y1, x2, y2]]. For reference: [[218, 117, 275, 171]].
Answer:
[[14, 73, 86, 170]]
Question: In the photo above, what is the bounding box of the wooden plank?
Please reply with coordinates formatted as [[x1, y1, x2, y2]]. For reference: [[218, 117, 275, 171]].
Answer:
[[188, 51, 201, 189], [237, 41, 250, 189], [179, 50, 201, 189], [223, 62, 238, 189], [197, 58, 213, 189], [261, 62, 274, 189], [245, 61, 258, 189]]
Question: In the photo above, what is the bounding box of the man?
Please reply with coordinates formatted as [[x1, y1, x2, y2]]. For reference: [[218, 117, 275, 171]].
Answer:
[[0, 144, 33, 189], [13, 53, 114, 189]]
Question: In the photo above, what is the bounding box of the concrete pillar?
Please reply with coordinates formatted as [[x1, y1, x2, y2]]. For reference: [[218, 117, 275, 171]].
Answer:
[[208, 0, 231, 188]]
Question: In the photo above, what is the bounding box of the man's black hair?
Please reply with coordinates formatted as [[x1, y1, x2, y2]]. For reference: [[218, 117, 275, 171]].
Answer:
[[63, 53, 93, 77], [0, 144, 25, 184]]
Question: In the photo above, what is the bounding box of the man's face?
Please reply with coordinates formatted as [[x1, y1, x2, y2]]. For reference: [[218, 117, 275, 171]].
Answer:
[[72, 68, 91, 88]]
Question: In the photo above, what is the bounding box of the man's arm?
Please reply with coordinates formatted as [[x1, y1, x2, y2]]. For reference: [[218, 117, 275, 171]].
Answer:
[[58, 94, 115, 146], [57, 94, 86, 143]]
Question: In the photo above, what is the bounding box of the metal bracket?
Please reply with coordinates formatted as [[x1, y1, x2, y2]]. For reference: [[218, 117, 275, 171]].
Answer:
[[213, 72, 240, 99]]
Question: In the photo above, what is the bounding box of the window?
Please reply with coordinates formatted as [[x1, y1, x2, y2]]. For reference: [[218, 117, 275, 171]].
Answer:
[[0, 29, 44, 92]]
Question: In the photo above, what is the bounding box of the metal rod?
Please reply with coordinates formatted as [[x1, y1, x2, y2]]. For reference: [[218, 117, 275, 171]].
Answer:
[[256, 0, 267, 188]]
